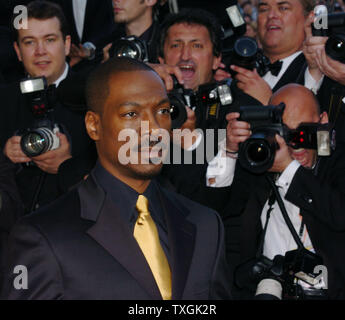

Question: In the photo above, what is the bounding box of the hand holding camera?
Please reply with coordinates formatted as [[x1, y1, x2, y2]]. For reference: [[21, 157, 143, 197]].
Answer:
[[30, 132, 72, 174], [3, 136, 31, 164], [4, 76, 73, 174], [224, 112, 251, 153], [231, 65, 273, 105], [304, 5, 345, 85], [226, 103, 335, 174]]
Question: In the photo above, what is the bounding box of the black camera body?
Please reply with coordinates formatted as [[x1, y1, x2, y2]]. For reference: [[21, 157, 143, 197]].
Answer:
[[19, 77, 61, 157], [312, 6, 345, 63], [222, 36, 270, 77], [235, 248, 325, 300], [168, 78, 233, 129], [110, 35, 149, 62], [238, 103, 285, 174], [237, 104, 336, 173]]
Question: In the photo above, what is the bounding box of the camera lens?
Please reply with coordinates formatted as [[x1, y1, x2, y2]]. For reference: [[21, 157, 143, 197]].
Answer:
[[246, 140, 270, 164], [239, 131, 277, 173], [112, 36, 148, 62], [168, 93, 188, 129], [325, 34, 345, 63], [21, 128, 53, 157], [234, 36, 257, 58], [115, 44, 140, 60]]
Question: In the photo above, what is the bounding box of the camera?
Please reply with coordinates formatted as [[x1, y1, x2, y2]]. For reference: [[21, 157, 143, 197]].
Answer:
[[110, 36, 149, 62], [222, 36, 270, 77], [168, 78, 233, 129], [237, 104, 336, 173], [312, 5, 345, 63], [18, 77, 62, 157], [238, 103, 285, 174], [285, 122, 336, 156], [235, 248, 326, 299]]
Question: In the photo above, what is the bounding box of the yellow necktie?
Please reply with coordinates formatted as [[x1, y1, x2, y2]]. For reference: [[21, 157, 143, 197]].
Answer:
[[134, 195, 172, 300]]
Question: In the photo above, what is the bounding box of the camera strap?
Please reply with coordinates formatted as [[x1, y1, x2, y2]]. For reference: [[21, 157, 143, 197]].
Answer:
[[266, 175, 305, 249], [327, 85, 345, 124], [256, 188, 276, 258]]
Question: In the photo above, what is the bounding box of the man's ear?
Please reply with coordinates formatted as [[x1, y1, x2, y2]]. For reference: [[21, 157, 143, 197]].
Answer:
[[85, 111, 101, 141], [13, 41, 22, 62], [320, 111, 329, 124], [64, 35, 71, 56]]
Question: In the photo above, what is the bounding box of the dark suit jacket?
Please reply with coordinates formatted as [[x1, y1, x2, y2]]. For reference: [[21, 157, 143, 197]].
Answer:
[[235, 147, 345, 299], [0, 152, 24, 286], [51, 0, 115, 69], [0, 170, 232, 300], [52, 0, 115, 48], [271, 52, 306, 92]]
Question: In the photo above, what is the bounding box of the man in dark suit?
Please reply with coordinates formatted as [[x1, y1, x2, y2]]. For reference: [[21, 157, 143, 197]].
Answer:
[[0, 152, 24, 286], [0, 57, 231, 300], [102, 0, 161, 63], [0, 1, 93, 214], [228, 0, 319, 104], [218, 83, 345, 299], [51, 0, 115, 69]]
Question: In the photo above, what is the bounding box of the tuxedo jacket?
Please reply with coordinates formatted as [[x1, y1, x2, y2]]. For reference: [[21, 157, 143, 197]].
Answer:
[[271, 52, 306, 92], [0, 170, 232, 300], [235, 147, 345, 299], [52, 0, 115, 49]]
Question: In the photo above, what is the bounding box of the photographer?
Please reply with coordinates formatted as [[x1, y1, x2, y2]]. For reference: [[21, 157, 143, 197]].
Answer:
[[102, 0, 161, 64], [228, 0, 322, 104], [303, 11, 345, 144], [211, 83, 345, 299], [0, 1, 93, 214], [50, 0, 116, 70], [153, 8, 260, 214]]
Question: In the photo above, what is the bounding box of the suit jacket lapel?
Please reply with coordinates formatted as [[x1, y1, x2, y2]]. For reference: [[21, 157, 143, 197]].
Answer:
[[157, 188, 196, 300], [78, 174, 162, 300], [272, 53, 306, 92]]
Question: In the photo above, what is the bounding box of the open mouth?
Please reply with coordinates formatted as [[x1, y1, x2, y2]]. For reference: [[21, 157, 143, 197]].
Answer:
[[178, 64, 196, 80], [291, 148, 308, 166], [266, 24, 281, 32], [34, 61, 51, 70]]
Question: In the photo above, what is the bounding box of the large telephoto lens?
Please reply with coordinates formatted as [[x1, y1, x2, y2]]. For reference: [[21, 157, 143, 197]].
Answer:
[[21, 128, 54, 157], [239, 131, 277, 173]]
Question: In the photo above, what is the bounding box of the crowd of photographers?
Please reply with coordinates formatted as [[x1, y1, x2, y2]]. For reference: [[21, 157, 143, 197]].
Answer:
[[1, 0, 345, 300]]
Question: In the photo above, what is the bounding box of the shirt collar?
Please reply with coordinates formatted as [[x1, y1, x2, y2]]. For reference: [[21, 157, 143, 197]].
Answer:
[[92, 161, 163, 226], [275, 51, 302, 78], [53, 62, 69, 87]]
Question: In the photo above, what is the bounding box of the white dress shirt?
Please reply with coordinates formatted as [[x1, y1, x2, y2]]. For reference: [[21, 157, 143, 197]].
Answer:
[[261, 160, 314, 260], [54, 63, 69, 87], [72, 0, 87, 41], [263, 51, 323, 94]]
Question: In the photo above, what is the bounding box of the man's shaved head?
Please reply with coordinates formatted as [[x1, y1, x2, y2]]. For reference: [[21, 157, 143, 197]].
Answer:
[[270, 84, 320, 129]]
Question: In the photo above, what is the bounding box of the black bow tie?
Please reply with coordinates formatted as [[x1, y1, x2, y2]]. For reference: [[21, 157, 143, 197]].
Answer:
[[267, 60, 283, 76]]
